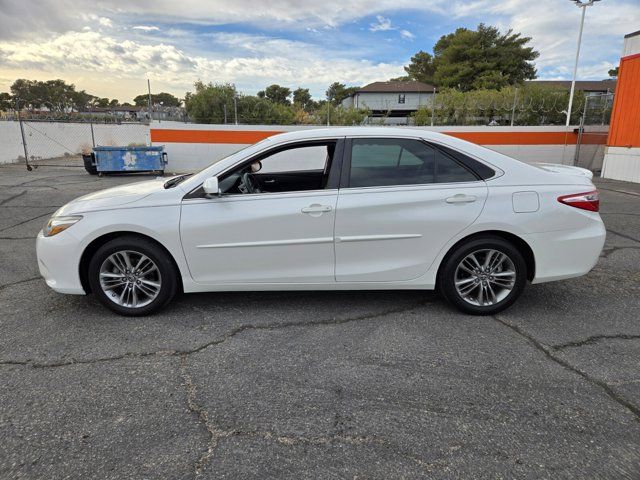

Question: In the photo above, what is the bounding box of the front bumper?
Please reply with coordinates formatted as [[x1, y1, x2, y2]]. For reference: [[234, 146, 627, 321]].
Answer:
[[36, 230, 86, 294]]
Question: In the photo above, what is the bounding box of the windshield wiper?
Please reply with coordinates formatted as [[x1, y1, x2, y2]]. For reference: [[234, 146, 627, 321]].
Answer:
[[164, 174, 192, 189]]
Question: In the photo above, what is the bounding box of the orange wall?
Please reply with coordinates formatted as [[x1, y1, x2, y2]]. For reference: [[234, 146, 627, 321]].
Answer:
[[608, 52, 640, 148], [151, 129, 605, 146]]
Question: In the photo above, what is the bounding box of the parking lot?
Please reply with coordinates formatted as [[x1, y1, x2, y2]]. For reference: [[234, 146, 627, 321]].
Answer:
[[0, 160, 639, 479]]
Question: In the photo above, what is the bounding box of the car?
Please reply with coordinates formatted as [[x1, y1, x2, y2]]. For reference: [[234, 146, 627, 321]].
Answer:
[[36, 127, 606, 316]]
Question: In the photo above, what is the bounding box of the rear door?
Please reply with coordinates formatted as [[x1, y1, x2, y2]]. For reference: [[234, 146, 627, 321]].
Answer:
[[334, 137, 488, 282]]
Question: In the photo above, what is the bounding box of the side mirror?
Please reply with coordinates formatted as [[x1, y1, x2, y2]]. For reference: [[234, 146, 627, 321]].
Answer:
[[203, 176, 220, 197]]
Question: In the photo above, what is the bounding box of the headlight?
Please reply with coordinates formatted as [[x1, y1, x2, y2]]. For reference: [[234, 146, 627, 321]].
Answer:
[[43, 215, 83, 237]]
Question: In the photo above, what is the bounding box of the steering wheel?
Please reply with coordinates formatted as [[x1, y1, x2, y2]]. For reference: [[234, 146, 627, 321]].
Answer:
[[241, 172, 261, 194]]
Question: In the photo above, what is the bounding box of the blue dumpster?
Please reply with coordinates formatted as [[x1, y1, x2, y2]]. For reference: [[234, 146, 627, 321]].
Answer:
[[91, 146, 167, 173]]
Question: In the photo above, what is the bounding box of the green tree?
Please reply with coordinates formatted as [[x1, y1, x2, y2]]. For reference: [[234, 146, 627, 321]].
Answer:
[[431, 24, 538, 91], [94, 97, 111, 108], [403, 51, 436, 84], [257, 84, 291, 105], [0, 92, 12, 110], [71, 90, 96, 111], [133, 92, 181, 107], [325, 82, 359, 106], [292, 87, 313, 110], [184, 81, 237, 123], [608, 66, 619, 78], [109, 99, 119, 107], [237, 95, 295, 124]]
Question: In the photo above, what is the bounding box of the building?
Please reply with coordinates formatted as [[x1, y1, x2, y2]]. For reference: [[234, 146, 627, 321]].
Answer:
[[525, 79, 617, 96], [602, 30, 640, 183], [341, 81, 437, 118]]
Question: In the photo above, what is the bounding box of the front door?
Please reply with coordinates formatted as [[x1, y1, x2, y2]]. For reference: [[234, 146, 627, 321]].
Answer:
[[180, 140, 342, 284], [334, 137, 488, 282]]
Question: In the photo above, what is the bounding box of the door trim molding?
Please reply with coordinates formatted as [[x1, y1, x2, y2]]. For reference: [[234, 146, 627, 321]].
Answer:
[[197, 237, 334, 249]]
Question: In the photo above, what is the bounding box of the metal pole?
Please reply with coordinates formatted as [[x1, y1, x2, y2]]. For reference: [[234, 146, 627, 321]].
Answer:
[[90, 121, 95, 147], [510, 87, 519, 127], [16, 98, 32, 171], [431, 87, 436, 127], [147, 79, 153, 123], [566, 4, 587, 127], [327, 104, 330, 126], [223, 104, 227, 124], [233, 96, 238, 125]]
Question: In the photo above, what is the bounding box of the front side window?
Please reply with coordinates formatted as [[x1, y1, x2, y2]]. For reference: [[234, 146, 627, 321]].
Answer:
[[348, 138, 477, 188], [398, 94, 406, 104], [219, 142, 336, 194]]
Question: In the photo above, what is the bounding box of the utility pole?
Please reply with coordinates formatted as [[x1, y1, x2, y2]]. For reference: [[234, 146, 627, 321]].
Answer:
[[566, 0, 600, 127], [15, 98, 32, 171], [223, 104, 227, 124], [327, 104, 330, 126], [147, 79, 153, 123]]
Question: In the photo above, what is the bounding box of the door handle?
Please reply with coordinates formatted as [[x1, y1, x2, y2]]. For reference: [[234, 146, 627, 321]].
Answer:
[[301, 204, 332, 216], [445, 194, 477, 204]]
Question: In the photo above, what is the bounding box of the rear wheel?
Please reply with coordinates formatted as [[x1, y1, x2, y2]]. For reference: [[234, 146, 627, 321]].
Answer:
[[88, 236, 178, 316], [439, 236, 527, 315]]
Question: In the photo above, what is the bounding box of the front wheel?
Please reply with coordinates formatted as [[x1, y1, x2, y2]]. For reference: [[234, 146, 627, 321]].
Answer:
[[439, 236, 527, 315], [88, 236, 178, 316]]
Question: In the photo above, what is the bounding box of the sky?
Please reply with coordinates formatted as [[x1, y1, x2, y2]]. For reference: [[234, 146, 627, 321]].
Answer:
[[0, 0, 638, 103]]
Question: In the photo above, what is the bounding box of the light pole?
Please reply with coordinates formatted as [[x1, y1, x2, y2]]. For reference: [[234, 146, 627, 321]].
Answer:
[[565, 0, 601, 127]]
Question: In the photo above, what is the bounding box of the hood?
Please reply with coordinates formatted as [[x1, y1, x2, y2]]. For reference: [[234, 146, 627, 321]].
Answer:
[[532, 163, 594, 179], [56, 178, 168, 215]]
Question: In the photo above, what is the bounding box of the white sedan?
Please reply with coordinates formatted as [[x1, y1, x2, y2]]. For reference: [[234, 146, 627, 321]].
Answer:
[[36, 127, 605, 316]]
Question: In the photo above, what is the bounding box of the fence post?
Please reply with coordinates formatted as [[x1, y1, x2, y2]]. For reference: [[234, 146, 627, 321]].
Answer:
[[573, 96, 588, 166], [15, 98, 32, 171], [90, 121, 96, 147], [510, 87, 519, 127], [233, 96, 238, 125], [431, 87, 436, 127]]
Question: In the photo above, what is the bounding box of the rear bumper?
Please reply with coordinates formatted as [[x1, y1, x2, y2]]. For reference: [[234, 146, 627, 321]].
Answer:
[[524, 217, 606, 284], [36, 230, 86, 295]]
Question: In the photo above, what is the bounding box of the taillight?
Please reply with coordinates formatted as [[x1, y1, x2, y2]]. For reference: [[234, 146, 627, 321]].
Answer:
[[557, 190, 599, 212]]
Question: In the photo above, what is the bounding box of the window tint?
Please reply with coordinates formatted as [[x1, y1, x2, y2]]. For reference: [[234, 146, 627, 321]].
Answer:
[[348, 138, 477, 188], [350, 138, 434, 187], [435, 150, 478, 183]]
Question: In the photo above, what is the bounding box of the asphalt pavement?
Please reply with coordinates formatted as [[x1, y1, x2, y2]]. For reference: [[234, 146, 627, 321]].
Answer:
[[0, 160, 639, 479]]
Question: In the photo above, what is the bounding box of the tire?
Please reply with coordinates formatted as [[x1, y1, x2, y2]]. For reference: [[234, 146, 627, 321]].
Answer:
[[88, 236, 178, 316], [438, 235, 527, 315], [82, 154, 98, 175]]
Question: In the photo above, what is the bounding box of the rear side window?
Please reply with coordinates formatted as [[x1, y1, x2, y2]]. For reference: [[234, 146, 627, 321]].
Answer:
[[348, 138, 477, 188]]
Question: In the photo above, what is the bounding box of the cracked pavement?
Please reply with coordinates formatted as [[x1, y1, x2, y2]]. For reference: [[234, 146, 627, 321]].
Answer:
[[0, 160, 639, 479]]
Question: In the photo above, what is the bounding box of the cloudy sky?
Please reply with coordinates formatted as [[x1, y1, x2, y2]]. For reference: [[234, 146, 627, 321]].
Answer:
[[0, 0, 638, 102]]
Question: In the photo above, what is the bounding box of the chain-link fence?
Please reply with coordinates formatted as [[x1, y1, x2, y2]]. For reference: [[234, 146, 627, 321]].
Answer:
[[572, 93, 613, 172], [2, 116, 150, 168]]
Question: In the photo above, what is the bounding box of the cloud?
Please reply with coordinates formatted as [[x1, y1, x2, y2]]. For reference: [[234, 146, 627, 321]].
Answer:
[[370, 15, 393, 32], [98, 17, 113, 28], [400, 29, 415, 40], [132, 25, 160, 32], [0, 30, 404, 99]]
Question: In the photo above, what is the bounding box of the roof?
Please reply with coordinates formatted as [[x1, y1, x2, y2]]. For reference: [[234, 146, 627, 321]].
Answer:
[[624, 30, 640, 39], [526, 80, 616, 92], [356, 81, 438, 94]]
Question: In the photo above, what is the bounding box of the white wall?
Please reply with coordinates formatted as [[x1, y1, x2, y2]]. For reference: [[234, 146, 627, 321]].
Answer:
[[602, 147, 640, 183], [0, 121, 150, 164], [152, 122, 602, 173]]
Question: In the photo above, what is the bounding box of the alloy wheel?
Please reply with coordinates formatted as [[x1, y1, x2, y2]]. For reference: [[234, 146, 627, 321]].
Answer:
[[454, 249, 516, 306], [98, 250, 162, 308]]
